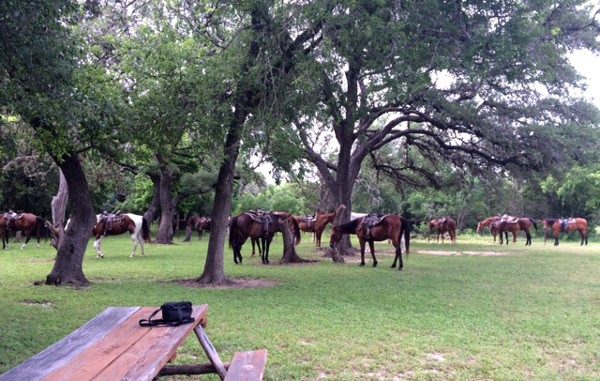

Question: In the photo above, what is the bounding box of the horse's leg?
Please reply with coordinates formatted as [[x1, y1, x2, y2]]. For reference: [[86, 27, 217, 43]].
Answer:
[[368, 240, 377, 267], [512, 230, 517, 243], [315, 230, 322, 248], [93, 238, 104, 258], [359, 240, 366, 266], [21, 232, 32, 250], [395, 242, 403, 270], [251, 238, 256, 256], [264, 237, 273, 264]]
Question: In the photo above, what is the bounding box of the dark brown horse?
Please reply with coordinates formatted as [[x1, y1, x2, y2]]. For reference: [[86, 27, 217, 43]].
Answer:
[[4, 212, 45, 249], [0, 213, 11, 249], [329, 214, 411, 270], [428, 217, 457, 245], [229, 211, 301, 264], [497, 215, 537, 246], [92, 213, 151, 258], [546, 218, 588, 246]]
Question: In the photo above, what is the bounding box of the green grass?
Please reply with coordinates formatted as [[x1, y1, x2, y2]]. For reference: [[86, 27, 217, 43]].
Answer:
[[1, 232, 600, 380]]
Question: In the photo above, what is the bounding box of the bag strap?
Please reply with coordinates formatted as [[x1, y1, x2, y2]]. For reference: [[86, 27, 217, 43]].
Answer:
[[139, 308, 195, 327], [138, 308, 162, 327]]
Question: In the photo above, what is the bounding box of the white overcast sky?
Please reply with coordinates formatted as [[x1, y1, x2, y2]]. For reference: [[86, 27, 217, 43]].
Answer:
[[570, 50, 600, 108]]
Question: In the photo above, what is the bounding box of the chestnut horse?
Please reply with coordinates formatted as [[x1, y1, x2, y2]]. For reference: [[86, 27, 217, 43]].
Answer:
[[314, 212, 336, 248], [428, 217, 457, 245], [329, 214, 411, 270], [476, 216, 501, 243], [229, 211, 301, 264], [187, 216, 211, 240], [4, 213, 45, 249], [497, 216, 537, 246], [546, 218, 588, 246], [92, 213, 151, 258]]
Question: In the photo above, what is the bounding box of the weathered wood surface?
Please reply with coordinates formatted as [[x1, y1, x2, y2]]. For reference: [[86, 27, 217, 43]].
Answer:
[[0, 305, 208, 381], [224, 349, 268, 381]]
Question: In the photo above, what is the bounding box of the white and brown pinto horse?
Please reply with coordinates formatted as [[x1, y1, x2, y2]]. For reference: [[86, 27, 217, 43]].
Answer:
[[92, 213, 151, 258]]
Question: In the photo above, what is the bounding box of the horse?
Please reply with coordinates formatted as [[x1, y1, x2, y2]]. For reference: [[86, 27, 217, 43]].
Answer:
[[0, 213, 11, 249], [546, 218, 588, 246], [476, 216, 501, 243], [329, 214, 411, 270], [92, 213, 151, 258], [314, 212, 336, 248], [229, 211, 301, 264], [428, 217, 457, 245], [4, 212, 45, 249], [187, 216, 211, 240], [496, 216, 537, 245]]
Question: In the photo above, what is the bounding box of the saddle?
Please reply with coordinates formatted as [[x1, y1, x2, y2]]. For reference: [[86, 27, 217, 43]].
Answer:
[[245, 210, 273, 234], [300, 215, 316, 229], [100, 212, 124, 232], [500, 214, 519, 224], [560, 218, 576, 232], [361, 214, 388, 239]]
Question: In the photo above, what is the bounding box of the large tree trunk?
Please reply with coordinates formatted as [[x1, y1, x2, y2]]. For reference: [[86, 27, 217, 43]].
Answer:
[[155, 158, 175, 244], [279, 218, 310, 264], [197, 111, 246, 285], [45, 153, 95, 287], [143, 173, 161, 226], [51, 169, 69, 227]]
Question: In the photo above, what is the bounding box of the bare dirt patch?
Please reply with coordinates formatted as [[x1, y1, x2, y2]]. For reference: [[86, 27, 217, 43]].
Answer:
[[417, 250, 511, 256], [175, 278, 281, 289]]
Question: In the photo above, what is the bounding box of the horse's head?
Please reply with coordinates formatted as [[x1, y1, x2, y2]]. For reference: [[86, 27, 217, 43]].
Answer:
[[329, 225, 343, 248], [476, 222, 484, 234]]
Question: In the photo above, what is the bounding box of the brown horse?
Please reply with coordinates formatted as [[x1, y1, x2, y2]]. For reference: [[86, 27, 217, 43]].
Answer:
[[229, 211, 301, 264], [92, 213, 151, 258], [329, 214, 411, 270], [5, 212, 45, 249], [0, 213, 11, 249], [546, 218, 588, 246], [187, 216, 211, 240], [496, 216, 537, 246], [428, 217, 457, 245], [314, 212, 336, 248], [476, 216, 501, 243]]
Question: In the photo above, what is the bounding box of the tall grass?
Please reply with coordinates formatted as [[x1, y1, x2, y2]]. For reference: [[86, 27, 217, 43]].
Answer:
[[0, 232, 599, 380]]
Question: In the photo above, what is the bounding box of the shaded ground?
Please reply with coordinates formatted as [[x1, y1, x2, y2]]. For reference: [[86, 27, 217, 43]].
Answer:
[[418, 250, 513, 256], [176, 278, 281, 289]]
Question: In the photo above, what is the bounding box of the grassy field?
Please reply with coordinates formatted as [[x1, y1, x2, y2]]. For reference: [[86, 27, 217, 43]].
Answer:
[[0, 231, 599, 380]]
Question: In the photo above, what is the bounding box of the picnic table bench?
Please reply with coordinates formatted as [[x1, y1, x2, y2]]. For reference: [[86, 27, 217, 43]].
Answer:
[[0, 304, 267, 381]]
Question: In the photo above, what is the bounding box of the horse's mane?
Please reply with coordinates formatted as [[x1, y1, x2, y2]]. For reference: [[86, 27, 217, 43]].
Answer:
[[338, 217, 362, 233]]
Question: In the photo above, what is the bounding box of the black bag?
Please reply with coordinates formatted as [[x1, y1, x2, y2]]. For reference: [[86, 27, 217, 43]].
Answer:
[[139, 301, 195, 327]]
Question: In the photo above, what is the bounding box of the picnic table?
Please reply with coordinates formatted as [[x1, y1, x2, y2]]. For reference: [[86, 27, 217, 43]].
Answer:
[[0, 304, 267, 381]]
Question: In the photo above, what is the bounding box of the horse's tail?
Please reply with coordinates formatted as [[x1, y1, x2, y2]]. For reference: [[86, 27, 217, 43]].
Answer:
[[228, 216, 239, 249], [401, 218, 412, 256], [290, 217, 301, 245], [529, 218, 538, 231], [142, 217, 151, 242], [36, 216, 45, 241]]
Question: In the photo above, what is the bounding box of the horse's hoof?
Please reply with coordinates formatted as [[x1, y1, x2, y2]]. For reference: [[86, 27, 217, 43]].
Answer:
[[372, 263, 377, 267], [359, 263, 365, 267]]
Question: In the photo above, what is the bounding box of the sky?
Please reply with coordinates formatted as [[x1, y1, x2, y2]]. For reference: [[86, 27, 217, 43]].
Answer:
[[570, 50, 600, 108]]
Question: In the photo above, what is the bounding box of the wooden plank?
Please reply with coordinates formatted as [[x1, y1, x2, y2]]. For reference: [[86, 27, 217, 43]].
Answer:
[[44, 307, 153, 381], [0, 307, 141, 381], [159, 362, 231, 376], [195, 324, 228, 380], [224, 349, 268, 381], [0, 305, 210, 381], [93, 305, 209, 381]]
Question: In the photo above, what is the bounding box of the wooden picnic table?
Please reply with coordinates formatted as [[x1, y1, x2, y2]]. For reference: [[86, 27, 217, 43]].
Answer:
[[0, 304, 267, 381]]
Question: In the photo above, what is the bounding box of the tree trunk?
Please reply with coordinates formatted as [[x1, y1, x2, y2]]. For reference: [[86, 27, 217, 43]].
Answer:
[[143, 173, 161, 226], [49, 169, 69, 249], [44, 153, 95, 287], [279, 218, 310, 264], [155, 159, 175, 244], [197, 108, 248, 285]]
